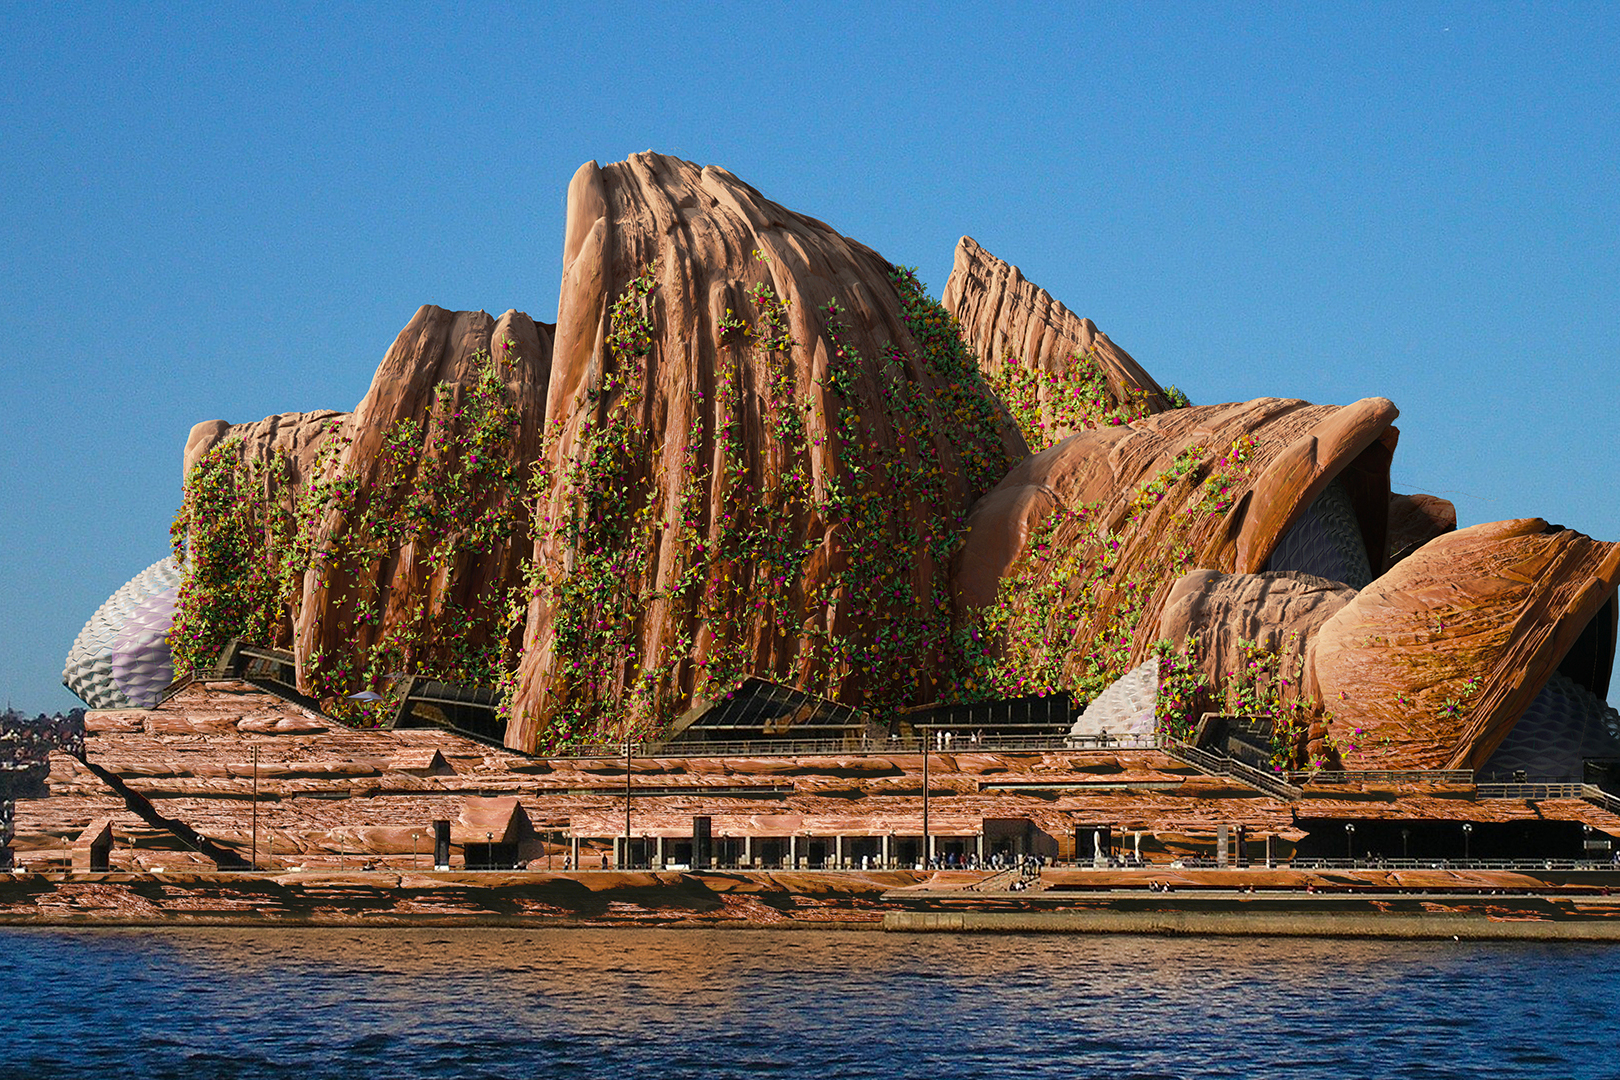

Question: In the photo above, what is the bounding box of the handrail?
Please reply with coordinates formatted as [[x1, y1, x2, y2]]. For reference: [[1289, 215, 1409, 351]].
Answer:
[[965, 865, 1023, 892], [1279, 856, 1620, 872], [1581, 785, 1620, 815], [1293, 769, 1475, 785], [549, 733, 1158, 760], [1477, 782, 1589, 800], [1157, 740, 1302, 800]]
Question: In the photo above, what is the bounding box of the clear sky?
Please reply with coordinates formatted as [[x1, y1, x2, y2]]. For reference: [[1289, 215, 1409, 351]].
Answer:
[[3, 2, 1616, 714]]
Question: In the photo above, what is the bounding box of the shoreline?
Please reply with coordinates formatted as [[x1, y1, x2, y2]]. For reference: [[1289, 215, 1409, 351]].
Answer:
[[7, 866, 1620, 940]]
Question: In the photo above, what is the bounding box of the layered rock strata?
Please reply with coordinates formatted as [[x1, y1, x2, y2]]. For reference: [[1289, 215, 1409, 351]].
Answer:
[[16, 685, 1620, 887], [184, 409, 350, 496], [93, 150, 1615, 774], [1157, 569, 1357, 698], [1386, 491, 1457, 565]]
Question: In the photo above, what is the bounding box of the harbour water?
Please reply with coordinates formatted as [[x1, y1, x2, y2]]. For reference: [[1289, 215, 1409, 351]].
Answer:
[[1, 927, 1614, 1079]]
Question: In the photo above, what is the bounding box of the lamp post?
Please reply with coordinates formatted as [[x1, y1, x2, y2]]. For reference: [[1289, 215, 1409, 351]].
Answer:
[[921, 731, 930, 869], [623, 731, 633, 870], [250, 745, 259, 872], [1462, 822, 1473, 862], [1401, 828, 1410, 860], [1344, 822, 1356, 862]]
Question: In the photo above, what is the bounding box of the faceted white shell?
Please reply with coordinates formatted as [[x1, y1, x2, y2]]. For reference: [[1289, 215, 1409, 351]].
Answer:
[[63, 557, 183, 709]]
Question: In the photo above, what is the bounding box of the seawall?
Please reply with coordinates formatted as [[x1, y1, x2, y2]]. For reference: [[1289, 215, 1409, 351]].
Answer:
[[7, 867, 1620, 939]]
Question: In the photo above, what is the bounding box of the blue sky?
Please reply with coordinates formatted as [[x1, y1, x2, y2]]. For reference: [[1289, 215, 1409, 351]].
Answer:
[[2, 2, 1616, 713]]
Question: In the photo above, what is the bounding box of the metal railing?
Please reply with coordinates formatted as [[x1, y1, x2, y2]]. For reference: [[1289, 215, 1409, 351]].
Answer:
[[1158, 740, 1302, 800], [1474, 782, 1620, 817], [1477, 782, 1590, 800], [1582, 785, 1620, 815], [1279, 856, 1620, 873], [548, 732, 1158, 760], [1294, 769, 1475, 786]]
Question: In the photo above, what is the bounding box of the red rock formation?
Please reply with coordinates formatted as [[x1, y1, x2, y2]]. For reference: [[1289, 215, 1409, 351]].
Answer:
[[184, 410, 350, 495], [158, 155, 1617, 781], [293, 306, 552, 697], [19, 684, 1619, 886], [1387, 491, 1457, 564], [506, 154, 1026, 751], [950, 397, 1398, 704], [941, 236, 1174, 448], [1311, 519, 1620, 770], [1158, 569, 1357, 696]]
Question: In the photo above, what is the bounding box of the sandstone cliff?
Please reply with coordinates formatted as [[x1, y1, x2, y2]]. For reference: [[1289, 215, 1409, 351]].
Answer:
[[506, 153, 1027, 751], [949, 396, 1398, 714], [941, 236, 1174, 449], [1311, 519, 1620, 770], [150, 152, 1619, 775], [292, 306, 552, 699], [1386, 491, 1457, 564], [184, 410, 351, 496]]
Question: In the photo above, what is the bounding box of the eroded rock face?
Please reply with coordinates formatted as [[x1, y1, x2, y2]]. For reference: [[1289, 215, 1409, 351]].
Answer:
[[293, 305, 552, 697], [184, 410, 350, 496], [1311, 519, 1620, 770], [1159, 569, 1357, 697], [950, 397, 1397, 708], [147, 152, 1617, 774], [507, 153, 1026, 751], [1386, 492, 1457, 565], [941, 236, 1173, 448]]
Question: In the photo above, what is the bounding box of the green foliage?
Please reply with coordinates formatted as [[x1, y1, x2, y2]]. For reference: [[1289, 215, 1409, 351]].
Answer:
[[1152, 635, 1209, 743], [1163, 384, 1193, 409], [536, 265, 664, 745], [1215, 634, 1315, 771], [529, 259, 1020, 747], [985, 347, 1157, 452], [170, 345, 532, 729], [169, 441, 291, 674], [950, 435, 1257, 709]]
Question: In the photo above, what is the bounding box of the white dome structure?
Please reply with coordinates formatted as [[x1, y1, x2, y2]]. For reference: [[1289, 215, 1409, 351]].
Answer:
[[1068, 657, 1159, 744], [63, 557, 184, 709]]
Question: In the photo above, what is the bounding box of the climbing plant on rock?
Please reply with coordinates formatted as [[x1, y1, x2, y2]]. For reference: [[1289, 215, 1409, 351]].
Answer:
[[949, 435, 1258, 709], [525, 259, 1021, 748], [171, 346, 532, 728], [538, 266, 665, 746], [169, 441, 293, 674], [984, 348, 1157, 452]]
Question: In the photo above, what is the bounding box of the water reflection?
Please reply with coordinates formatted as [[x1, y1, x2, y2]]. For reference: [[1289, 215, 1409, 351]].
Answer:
[[1, 927, 1615, 1079]]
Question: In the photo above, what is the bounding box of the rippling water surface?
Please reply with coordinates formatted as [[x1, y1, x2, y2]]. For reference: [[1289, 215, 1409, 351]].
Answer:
[[2, 927, 1615, 1079]]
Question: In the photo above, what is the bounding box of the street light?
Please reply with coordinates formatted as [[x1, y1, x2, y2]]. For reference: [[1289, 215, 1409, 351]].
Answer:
[[250, 745, 259, 872], [1462, 822, 1473, 862], [1401, 828, 1410, 860], [1344, 822, 1356, 862], [921, 731, 930, 869], [624, 731, 633, 870]]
